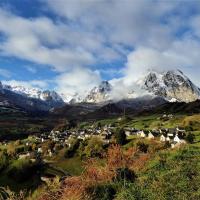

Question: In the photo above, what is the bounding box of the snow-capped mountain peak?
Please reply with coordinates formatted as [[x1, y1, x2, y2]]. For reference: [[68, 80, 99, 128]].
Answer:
[[83, 81, 112, 103], [142, 69, 200, 102], [2, 84, 63, 103], [0, 69, 199, 109], [82, 69, 200, 104]]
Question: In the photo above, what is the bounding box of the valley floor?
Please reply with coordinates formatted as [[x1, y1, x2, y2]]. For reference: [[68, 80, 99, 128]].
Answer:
[[0, 113, 200, 199]]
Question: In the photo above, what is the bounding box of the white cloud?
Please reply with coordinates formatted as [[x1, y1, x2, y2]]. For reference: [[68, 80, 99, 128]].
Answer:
[[55, 67, 101, 97], [0, 0, 200, 96], [45, 0, 178, 50], [2, 79, 49, 89], [124, 35, 200, 85], [0, 8, 99, 72]]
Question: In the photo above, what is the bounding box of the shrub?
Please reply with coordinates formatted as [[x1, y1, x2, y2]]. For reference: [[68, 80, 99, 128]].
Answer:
[[7, 159, 40, 182], [15, 146, 25, 154], [115, 129, 127, 145], [84, 136, 104, 158], [185, 126, 193, 131], [157, 153, 168, 170], [186, 132, 195, 144], [64, 138, 80, 158], [87, 184, 116, 200], [136, 142, 148, 153], [115, 168, 136, 183], [6, 143, 16, 157], [0, 152, 9, 172], [163, 141, 171, 149]]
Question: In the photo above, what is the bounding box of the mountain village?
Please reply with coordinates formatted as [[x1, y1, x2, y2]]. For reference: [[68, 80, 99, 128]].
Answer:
[[3, 117, 187, 163]]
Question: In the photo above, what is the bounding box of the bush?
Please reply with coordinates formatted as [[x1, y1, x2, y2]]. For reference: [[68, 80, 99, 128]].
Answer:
[[163, 141, 171, 149], [87, 184, 116, 200], [7, 159, 40, 182], [115, 168, 136, 183], [185, 126, 194, 131], [186, 132, 195, 144], [156, 153, 168, 170], [0, 152, 9, 172], [136, 142, 149, 153], [15, 146, 25, 154], [64, 138, 80, 158], [84, 136, 104, 158], [115, 129, 127, 145]]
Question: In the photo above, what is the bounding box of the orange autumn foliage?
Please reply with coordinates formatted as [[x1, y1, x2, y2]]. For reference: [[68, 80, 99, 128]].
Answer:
[[39, 145, 150, 200]]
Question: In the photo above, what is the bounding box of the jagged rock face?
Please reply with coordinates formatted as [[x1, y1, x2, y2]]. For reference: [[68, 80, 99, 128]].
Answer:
[[0, 83, 64, 111], [144, 72, 167, 97], [82, 69, 200, 104], [40, 91, 63, 102], [84, 81, 112, 103], [144, 70, 200, 102], [2, 84, 63, 104]]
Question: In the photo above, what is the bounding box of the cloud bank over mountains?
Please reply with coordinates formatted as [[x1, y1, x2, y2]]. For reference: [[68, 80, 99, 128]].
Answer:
[[0, 0, 200, 97]]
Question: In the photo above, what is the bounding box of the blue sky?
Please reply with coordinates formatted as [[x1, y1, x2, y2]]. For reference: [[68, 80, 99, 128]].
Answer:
[[0, 0, 200, 96]]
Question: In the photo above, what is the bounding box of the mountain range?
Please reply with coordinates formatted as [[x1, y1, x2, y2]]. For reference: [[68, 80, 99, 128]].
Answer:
[[0, 69, 199, 112], [71, 69, 200, 104]]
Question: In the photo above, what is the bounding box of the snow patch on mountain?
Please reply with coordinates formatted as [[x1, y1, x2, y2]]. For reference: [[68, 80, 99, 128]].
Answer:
[[83, 81, 112, 103], [2, 83, 63, 103], [141, 69, 200, 102]]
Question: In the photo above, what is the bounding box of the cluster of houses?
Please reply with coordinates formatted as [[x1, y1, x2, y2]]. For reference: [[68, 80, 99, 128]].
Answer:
[[13, 123, 188, 161], [133, 127, 187, 148], [32, 124, 115, 155], [46, 124, 114, 144], [35, 124, 187, 155], [159, 114, 174, 120]]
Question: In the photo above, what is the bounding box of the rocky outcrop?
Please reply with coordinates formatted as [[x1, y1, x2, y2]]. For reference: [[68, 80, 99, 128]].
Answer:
[[84, 81, 112, 103], [143, 70, 200, 102]]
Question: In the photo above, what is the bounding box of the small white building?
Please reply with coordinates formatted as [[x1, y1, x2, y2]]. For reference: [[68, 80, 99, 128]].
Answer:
[[137, 130, 146, 138], [77, 135, 85, 140], [166, 136, 171, 142], [125, 130, 131, 136], [38, 147, 43, 153], [174, 134, 186, 144], [174, 134, 181, 143], [160, 135, 166, 142], [167, 133, 174, 137], [148, 132, 155, 139]]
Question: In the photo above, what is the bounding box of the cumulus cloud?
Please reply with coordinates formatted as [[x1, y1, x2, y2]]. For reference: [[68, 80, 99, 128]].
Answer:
[[55, 67, 101, 97], [124, 36, 200, 84], [1, 0, 200, 96], [45, 0, 177, 50]]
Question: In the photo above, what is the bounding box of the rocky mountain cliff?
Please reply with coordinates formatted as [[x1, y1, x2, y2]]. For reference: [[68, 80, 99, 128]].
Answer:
[[0, 69, 199, 111], [79, 70, 200, 104], [0, 81, 64, 111], [83, 81, 112, 103], [3, 84, 63, 102], [142, 70, 200, 103]]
